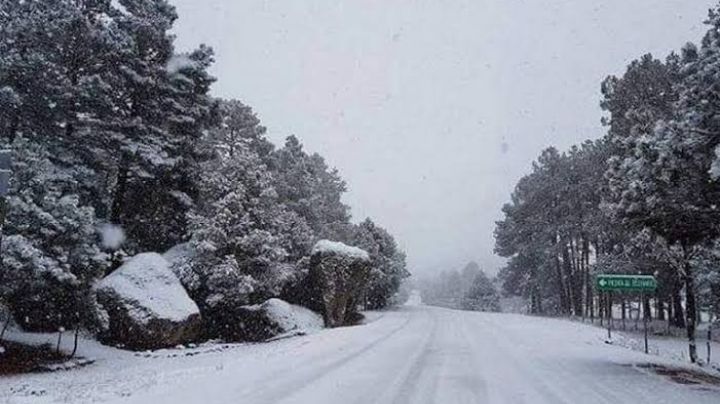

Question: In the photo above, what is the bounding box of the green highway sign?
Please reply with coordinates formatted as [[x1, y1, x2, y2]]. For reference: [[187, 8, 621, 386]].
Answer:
[[596, 274, 657, 292]]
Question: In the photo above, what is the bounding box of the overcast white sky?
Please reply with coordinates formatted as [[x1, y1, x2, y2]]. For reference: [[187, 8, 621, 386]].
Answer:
[[171, 0, 714, 277]]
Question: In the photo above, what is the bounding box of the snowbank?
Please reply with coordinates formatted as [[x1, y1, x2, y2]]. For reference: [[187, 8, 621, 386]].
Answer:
[[311, 240, 370, 261], [210, 298, 323, 342], [248, 298, 323, 334]]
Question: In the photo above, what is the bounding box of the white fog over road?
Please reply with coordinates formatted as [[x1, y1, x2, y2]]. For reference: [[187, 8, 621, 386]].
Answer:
[[6, 304, 718, 404]]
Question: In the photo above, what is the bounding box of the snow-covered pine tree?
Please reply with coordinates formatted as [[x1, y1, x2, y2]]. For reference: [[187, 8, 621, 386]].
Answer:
[[187, 142, 281, 305], [600, 54, 689, 328], [105, 0, 216, 253], [209, 99, 275, 164], [185, 111, 315, 307], [0, 0, 217, 330], [604, 8, 720, 362], [0, 138, 108, 332], [272, 136, 351, 237], [354, 219, 409, 309], [494, 141, 611, 317]]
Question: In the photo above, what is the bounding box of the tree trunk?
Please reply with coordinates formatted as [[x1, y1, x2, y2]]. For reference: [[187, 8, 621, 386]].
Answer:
[[569, 239, 580, 316], [56, 330, 63, 354], [656, 297, 665, 321], [8, 113, 19, 144], [561, 243, 574, 316], [530, 276, 541, 315], [71, 324, 80, 358], [583, 238, 592, 319], [683, 260, 698, 363], [0, 314, 10, 341], [553, 241, 569, 315], [110, 163, 129, 224], [671, 285, 685, 328], [529, 287, 536, 314], [537, 292, 543, 315], [643, 295, 651, 320]]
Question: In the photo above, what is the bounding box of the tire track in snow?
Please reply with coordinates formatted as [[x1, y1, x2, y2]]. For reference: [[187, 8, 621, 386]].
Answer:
[[462, 311, 573, 404], [468, 312, 717, 404], [235, 309, 418, 403]]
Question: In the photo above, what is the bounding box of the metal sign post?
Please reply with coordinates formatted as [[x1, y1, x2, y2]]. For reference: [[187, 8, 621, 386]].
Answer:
[[607, 291, 612, 340], [596, 274, 657, 353], [642, 292, 649, 354]]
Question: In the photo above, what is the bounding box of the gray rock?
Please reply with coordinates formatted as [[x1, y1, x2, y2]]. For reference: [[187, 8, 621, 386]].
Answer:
[[309, 240, 372, 327], [95, 253, 202, 350], [207, 298, 322, 342]]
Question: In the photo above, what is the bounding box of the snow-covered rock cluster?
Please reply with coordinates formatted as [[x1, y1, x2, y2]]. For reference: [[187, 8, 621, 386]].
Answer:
[[90, 240, 368, 348]]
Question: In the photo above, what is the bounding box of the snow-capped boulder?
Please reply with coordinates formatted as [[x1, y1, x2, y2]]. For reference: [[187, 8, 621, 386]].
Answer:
[[212, 298, 322, 342], [309, 240, 372, 327], [95, 253, 201, 350], [311, 240, 370, 261]]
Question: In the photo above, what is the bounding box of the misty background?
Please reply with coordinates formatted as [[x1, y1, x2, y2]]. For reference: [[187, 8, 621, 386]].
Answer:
[[170, 0, 714, 276]]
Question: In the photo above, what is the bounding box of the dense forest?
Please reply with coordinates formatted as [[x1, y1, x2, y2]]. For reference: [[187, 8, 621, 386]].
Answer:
[[0, 0, 408, 346], [495, 7, 720, 363]]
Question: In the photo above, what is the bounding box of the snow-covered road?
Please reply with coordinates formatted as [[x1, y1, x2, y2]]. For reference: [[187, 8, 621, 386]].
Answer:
[[3, 305, 720, 404]]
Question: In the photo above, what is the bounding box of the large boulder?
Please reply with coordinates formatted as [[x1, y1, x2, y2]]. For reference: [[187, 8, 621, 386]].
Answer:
[[208, 298, 323, 342], [95, 253, 202, 350], [309, 240, 372, 327]]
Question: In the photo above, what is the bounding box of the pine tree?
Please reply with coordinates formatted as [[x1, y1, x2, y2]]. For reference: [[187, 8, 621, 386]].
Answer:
[[105, 0, 216, 252], [0, 138, 108, 331], [272, 136, 350, 236], [604, 10, 720, 362], [463, 270, 500, 312], [352, 219, 409, 309]]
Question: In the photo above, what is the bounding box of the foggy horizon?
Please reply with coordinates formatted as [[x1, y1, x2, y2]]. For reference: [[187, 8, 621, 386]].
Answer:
[[170, 0, 714, 277]]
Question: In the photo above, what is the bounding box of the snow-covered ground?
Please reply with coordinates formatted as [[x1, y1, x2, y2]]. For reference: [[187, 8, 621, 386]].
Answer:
[[566, 316, 720, 369], [602, 326, 720, 369], [2, 305, 719, 404]]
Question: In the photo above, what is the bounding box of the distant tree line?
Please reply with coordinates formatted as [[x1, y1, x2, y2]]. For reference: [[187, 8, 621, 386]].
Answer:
[[494, 5, 720, 363], [419, 262, 500, 312], [0, 0, 409, 341]]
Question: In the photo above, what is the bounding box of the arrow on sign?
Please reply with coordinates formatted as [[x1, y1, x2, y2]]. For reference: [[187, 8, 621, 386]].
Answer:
[[596, 274, 656, 291]]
